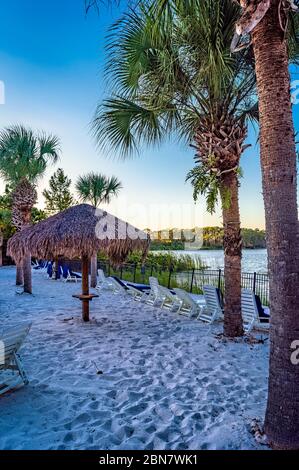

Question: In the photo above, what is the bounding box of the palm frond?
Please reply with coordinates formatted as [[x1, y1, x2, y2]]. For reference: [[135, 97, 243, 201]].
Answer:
[[38, 133, 60, 164], [76, 172, 122, 207], [93, 96, 165, 157], [0, 125, 60, 185]]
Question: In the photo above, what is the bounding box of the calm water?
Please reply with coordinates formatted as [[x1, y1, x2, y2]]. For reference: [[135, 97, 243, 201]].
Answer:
[[163, 249, 268, 273]]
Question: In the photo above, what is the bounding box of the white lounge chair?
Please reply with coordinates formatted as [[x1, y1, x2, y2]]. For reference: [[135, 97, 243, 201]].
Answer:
[[104, 276, 132, 296], [63, 269, 78, 283], [0, 322, 31, 395], [96, 269, 114, 290], [173, 288, 202, 317], [127, 285, 148, 301], [198, 285, 223, 323], [241, 289, 270, 333], [145, 277, 165, 307], [156, 285, 182, 311], [103, 276, 145, 299]]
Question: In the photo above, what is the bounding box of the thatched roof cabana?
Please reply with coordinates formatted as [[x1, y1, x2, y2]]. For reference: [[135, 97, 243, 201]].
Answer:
[[8, 204, 150, 265], [7, 204, 150, 321]]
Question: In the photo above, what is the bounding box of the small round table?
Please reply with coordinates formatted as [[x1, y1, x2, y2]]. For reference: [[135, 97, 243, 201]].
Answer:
[[72, 294, 99, 322]]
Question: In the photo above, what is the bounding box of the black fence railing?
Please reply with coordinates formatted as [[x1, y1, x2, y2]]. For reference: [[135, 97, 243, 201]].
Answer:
[[67, 260, 270, 306]]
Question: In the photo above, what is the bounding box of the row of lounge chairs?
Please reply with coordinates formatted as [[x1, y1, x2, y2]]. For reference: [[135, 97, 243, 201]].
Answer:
[[0, 270, 269, 396], [96, 270, 270, 333], [32, 260, 81, 282]]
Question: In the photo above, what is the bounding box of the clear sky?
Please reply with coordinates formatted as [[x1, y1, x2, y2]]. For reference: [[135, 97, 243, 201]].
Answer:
[[0, 0, 298, 231]]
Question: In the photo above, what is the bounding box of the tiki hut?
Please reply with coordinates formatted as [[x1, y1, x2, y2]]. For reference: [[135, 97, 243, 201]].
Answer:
[[7, 204, 150, 321]]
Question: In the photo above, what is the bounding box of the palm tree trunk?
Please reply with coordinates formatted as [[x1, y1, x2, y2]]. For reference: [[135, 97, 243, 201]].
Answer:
[[252, 0, 299, 449], [220, 171, 243, 337], [23, 252, 32, 294], [90, 252, 98, 288], [16, 263, 24, 285]]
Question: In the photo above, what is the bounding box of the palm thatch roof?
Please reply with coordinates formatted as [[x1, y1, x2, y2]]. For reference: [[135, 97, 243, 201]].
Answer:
[[7, 204, 150, 265]]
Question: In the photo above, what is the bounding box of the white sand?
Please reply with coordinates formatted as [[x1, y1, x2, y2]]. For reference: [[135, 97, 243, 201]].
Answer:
[[0, 266, 269, 450]]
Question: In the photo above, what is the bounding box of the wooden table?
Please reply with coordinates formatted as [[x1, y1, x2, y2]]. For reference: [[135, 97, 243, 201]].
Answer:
[[72, 293, 99, 322]]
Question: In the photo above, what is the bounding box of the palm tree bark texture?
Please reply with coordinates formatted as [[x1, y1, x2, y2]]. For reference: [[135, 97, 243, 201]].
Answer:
[[250, 0, 299, 449], [11, 179, 37, 294]]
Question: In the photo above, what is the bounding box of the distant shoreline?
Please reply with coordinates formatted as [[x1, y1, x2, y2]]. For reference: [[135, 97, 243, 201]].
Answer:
[[150, 247, 267, 252]]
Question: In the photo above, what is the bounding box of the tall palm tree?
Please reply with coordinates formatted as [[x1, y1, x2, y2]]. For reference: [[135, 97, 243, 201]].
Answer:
[[231, 0, 299, 449], [90, 0, 299, 447], [92, 0, 257, 336], [0, 125, 60, 293], [76, 172, 122, 287]]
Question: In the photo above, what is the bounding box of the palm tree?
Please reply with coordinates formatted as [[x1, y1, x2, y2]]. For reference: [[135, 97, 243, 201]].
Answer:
[[231, 0, 299, 448], [90, 0, 299, 447], [92, 0, 258, 336], [76, 172, 122, 287], [0, 125, 60, 293], [0, 186, 12, 267]]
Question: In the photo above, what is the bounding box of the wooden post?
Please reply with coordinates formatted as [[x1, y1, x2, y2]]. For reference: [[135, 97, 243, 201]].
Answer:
[[82, 255, 90, 322]]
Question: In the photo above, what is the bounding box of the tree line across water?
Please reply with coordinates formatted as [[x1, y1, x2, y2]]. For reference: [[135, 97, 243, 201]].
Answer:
[[149, 227, 266, 250]]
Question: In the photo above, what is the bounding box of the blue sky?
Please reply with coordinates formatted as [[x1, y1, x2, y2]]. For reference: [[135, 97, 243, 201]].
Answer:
[[0, 0, 297, 230]]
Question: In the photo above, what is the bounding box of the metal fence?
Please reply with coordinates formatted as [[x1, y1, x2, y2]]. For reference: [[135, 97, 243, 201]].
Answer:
[[67, 260, 269, 306]]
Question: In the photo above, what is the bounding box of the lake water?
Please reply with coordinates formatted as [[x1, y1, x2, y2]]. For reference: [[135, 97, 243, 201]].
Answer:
[[164, 249, 268, 273]]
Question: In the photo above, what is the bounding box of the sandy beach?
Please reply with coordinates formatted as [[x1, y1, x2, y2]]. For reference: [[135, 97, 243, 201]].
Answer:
[[0, 266, 269, 450]]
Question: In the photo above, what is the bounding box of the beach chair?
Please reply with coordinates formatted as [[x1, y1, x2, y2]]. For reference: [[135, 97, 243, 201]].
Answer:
[[126, 284, 148, 301], [0, 322, 31, 395], [241, 289, 270, 333], [126, 282, 150, 302], [157, 285, 182, 312], [50, 264, 63, 280], [198, 285, 223, 323], [63, 266, 78, 283], [105, 276, 130, 295], [145, 277, 165, 307], [31, 260, 39, 268], [41, 261, 49, 272], [173, 288, 202, 317], [96, 269, 114, 290], [104, 277, 142, 300]]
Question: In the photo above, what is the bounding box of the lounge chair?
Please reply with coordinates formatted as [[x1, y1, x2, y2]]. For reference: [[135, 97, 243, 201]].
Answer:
[[173, 288, 202, 317], [105, 276, 146, 300], [198, 285, 223, 323], [50, 264, 63, 280], [126, 282, 150, 302], [145, 277, 165, 306], [63, 266, 79, 283], [127, 284, 148, 301], [241, 289, 270, 333], [0, 322, 31, 395], [157, 285, 182, 311], [96, 269, 114, 290]]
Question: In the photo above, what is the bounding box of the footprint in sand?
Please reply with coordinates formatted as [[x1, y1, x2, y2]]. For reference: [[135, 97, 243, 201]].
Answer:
[[88, 401, 99, 410], [124, 402, 148, 415]]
